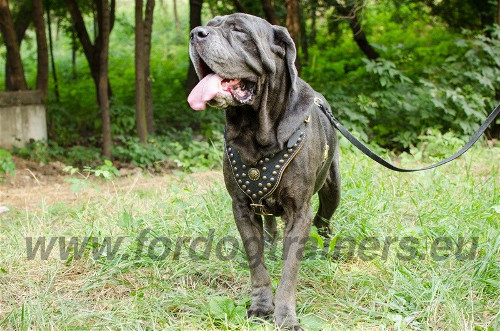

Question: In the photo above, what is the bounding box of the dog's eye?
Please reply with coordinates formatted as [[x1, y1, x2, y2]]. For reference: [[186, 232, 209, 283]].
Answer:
[[231, 26, 246, 34]]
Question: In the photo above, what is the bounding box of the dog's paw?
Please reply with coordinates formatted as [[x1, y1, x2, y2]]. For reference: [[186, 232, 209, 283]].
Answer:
[[247, 305, 273, 320], [274, 307, 302, 330]]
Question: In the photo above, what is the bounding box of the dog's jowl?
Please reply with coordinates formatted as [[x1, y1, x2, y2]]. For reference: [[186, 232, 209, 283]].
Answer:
[[188, 13, 341, 330]]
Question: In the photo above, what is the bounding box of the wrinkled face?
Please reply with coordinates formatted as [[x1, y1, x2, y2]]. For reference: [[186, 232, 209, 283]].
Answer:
[[187, 14, 273, 110]]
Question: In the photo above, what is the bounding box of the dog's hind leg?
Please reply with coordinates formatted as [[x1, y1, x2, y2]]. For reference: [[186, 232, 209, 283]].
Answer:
[[313, 156, 341, 237], [264, 215, 277, 244]]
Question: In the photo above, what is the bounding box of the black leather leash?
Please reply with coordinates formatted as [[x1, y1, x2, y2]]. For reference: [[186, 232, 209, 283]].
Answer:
[[314, 98, 500, 172]]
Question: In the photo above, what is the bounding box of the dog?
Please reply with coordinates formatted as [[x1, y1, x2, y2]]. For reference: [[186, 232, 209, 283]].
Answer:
[[188, 13, 341, 330]]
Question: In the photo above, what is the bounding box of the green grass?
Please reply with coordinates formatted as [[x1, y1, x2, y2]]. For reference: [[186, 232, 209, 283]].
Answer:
[[0, 141, 499, 330]]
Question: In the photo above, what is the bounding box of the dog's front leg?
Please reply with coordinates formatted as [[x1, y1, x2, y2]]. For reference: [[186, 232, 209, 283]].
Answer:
[[232, 199, 274, 319], [274, 203, 312, 330]]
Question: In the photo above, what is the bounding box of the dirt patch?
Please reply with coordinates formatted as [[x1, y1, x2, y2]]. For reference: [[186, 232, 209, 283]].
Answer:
[[0, 156, 222, 212]]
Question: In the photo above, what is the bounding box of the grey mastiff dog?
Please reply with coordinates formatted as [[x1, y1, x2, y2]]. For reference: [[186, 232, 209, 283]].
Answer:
[[188, 13, 341, 329]]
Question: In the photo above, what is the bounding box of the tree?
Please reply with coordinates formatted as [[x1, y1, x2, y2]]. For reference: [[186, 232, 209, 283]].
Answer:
[[330, 0, 380, 60], [185, 0, 203, 92], [97, 0, 112, 159], [65, 0, 115, 100], [0, 0, 28, 91], [285, 0, 301, 74], [32, 0, 48, 100], [135, 0, 156, 143], [261, 0, 279, 25], [65, 0, 115, 158]]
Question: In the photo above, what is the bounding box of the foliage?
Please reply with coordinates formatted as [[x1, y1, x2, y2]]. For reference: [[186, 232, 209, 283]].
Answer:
[[2, 0, 499, 162], [305, 3, 500, 149], [113, 130, 223, 172], [0, 148, 15, 180]]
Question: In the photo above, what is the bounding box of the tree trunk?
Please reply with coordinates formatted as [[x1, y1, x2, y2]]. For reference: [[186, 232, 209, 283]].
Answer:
[[4, 0, 31, 90], [66, 0, 100, 89], [71, 29, 77, 79], [0, 0, 28, 91], [173, 0, 181, 33], [14, 0, 32, 45], [97, 0, 112, 159], [299, 1, 308, 63], [261, 0, 279, 25], [47, 3, 60, 102], [348, 14, 379, 60], [135, 0, 148, 143], [144, 0, 155, 134], [65, 0, 115, 102], [32, 0, 49, 100], [232, 0, 246, 13], [332, 0, 379, 60], [185, 0, 203, 92], [285, 0, 301, 74], [310, 1, 317, 45]]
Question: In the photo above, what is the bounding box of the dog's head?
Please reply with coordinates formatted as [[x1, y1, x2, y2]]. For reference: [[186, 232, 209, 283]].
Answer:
[[187, 13, 297, 111]]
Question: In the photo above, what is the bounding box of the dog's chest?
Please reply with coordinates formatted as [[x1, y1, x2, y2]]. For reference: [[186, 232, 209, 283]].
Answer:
[[224, 122, 307, 215]]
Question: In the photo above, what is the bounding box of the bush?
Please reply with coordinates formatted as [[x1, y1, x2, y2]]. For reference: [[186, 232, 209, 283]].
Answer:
[[0, 149, 15, 180]]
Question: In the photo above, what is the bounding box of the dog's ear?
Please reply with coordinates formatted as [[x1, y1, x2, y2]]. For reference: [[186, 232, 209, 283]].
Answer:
[[271, 25, 298, 91]]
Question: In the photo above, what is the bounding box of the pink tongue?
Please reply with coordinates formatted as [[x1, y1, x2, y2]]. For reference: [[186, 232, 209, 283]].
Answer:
[[187, 73, 223, 111]]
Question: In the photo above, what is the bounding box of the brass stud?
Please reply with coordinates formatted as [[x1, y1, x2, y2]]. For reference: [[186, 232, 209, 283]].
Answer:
[[238, 180, 242, 184], [265, 158, 269, 162], [262, 167, 267, 171], [266, 183, 272, 188], [272, 171, 277, 176], [263, 176, 268, 181], [263, 188, 268, 193], [242, 173, 247, 178], [274, 165, 280, 170], [245, 181, 250, 185], [233, 167, 238, 172], [279, 159, 284, 164], [230, 153, 234, 158], [258, 191, 263, 196], [294, 143, 298, 147], [228, 147, 232, 152], [246, 189, 251, 195], [232, 160, 236, 165], [297, 138, 302, 142], [242, 165, 247, 170], [258, 183, 263, 188], [270, 178, 275, 182], [288, 148, 293, 153], [235, 174, 240, 178], [284, 154, 289, 158], [252, 194, 257, 199], [242, 185, 247, 189], [258, 160, 263, 165]]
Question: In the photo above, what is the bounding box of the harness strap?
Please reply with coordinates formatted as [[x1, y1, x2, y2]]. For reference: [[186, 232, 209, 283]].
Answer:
[[315, 98, 500, 172], [225, 121, 308, 215]]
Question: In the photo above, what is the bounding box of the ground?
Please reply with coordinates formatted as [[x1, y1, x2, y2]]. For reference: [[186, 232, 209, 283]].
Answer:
[[0, 145, 499, 330]]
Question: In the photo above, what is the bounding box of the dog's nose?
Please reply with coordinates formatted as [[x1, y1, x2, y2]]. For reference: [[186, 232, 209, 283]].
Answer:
[[190, 27, 210, 43]]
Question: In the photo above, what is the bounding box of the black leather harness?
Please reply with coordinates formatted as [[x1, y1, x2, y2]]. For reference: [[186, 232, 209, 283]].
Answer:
[[224, 96, 500, 215], [225, 120, 308, 216]]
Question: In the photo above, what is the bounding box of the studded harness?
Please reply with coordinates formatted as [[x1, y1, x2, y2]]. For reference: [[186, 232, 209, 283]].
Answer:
[[225, 118, 309, 216]]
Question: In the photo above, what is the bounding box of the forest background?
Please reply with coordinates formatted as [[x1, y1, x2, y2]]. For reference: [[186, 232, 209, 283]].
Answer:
[[0, 0, 499, 173]]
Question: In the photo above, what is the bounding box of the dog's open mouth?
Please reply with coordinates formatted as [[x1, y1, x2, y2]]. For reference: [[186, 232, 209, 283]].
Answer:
[[187, 59, 255, 111]]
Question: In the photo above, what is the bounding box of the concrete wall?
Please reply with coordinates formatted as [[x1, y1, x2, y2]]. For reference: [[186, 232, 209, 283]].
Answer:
[[0, 91, 47, 149]]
